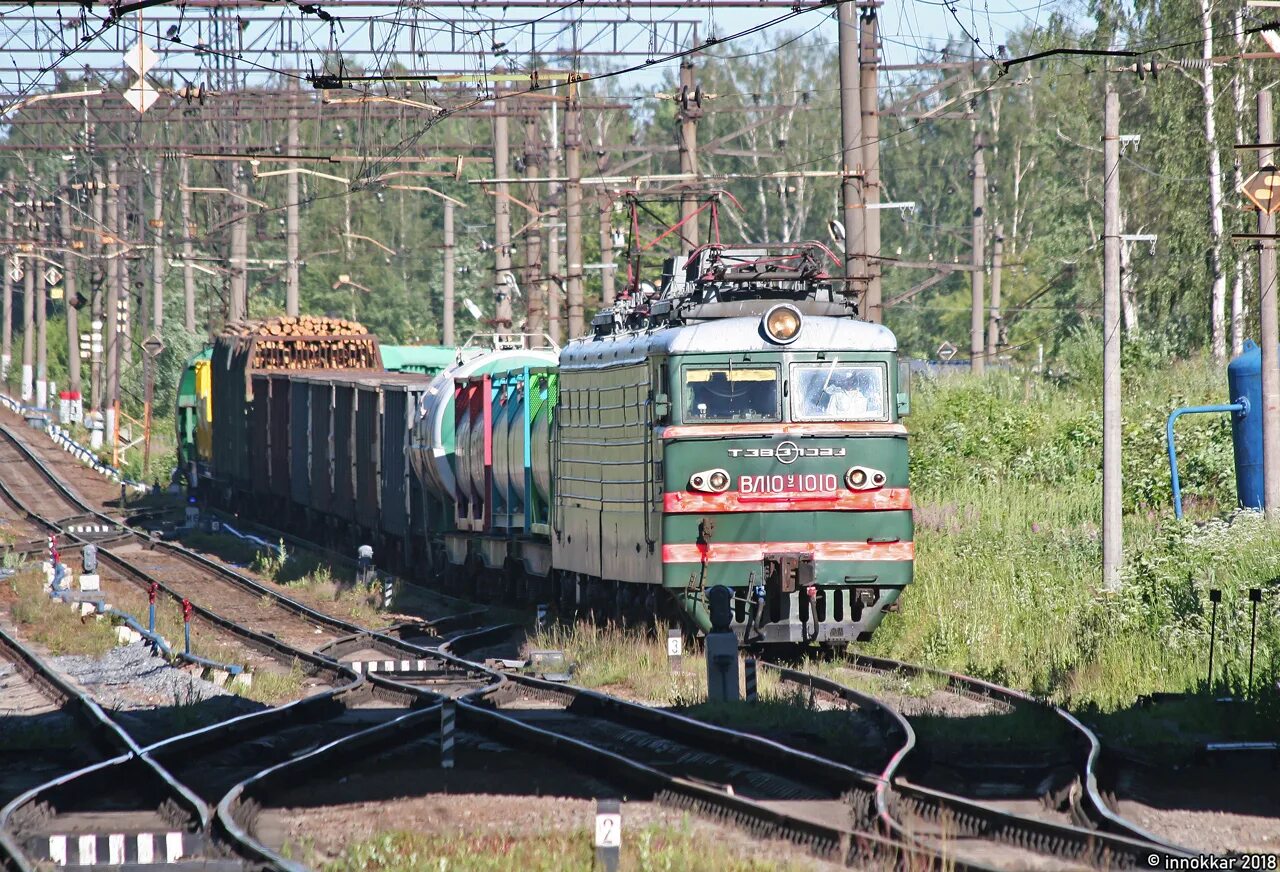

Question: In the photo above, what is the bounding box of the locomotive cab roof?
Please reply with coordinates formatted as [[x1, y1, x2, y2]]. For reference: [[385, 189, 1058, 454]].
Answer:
[[592, 241, 862, 338], [563, 314, 896, 370]]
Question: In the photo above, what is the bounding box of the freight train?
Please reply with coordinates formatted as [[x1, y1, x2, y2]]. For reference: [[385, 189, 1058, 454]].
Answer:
[[180, 242, 913, 645]]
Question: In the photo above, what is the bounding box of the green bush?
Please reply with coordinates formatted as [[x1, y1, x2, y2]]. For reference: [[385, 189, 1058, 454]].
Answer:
[[883, 353, 1280, 713]]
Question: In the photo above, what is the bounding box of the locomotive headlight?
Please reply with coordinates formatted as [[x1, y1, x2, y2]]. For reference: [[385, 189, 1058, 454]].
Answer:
[[690, 468, 732, 493], [763, 304, 802, 344], [845, 466, 886, 491]]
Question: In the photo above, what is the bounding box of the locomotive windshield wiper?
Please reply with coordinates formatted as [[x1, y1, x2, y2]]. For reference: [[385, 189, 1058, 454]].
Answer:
[[821, 355, 840, 393]]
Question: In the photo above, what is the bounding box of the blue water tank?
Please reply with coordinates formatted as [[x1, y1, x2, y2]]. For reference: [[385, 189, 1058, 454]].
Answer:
[[1227, 339, 1264, 509]]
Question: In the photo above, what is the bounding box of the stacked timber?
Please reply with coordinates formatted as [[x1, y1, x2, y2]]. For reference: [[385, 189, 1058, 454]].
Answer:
[[218, 316, 379, 372], [222, 316, 370, 338]]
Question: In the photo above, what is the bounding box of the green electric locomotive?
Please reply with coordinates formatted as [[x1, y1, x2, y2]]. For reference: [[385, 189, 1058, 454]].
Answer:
[[554, 242, 913, 644]]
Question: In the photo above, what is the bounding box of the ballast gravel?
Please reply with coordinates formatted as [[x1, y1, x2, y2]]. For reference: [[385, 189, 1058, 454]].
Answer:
[[53, 640, 237, 710]]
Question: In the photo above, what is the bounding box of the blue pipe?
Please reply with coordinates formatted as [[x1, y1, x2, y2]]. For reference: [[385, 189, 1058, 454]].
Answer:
[[44, 577, 245, 676], [1168, 402, 1247, 519], [108, 607, 174, 658], [106, 608, 243, 675]]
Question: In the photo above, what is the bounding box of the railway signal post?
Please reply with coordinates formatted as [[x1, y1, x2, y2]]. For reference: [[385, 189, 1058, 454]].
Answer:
[[705, 586, 739, 702]]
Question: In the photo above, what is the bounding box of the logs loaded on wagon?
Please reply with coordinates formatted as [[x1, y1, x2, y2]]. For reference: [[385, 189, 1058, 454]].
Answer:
[[210, 316, 380, 489], [217, 316, 380, 372]]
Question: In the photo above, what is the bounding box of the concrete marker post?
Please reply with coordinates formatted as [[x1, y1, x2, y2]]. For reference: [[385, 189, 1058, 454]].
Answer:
[[148, 582, 158, 634], [594, 797, 621, 872], [440, 698, 456, 769], [667, 626, 682, 672]]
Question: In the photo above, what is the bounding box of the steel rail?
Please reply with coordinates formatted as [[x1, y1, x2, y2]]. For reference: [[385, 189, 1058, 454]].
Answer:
[[0, 428, 379, 869], [457, 670, 975, 870], [0, 627, 207, 872], [0, 422, 517, 870], [0, 423, 436, 644], [216, 705, 444, 872], [764, 663, 1188, 869], [435, 621, 525, 660], [211, 642, 508, 868], [0, 435, 352, 684], [836, 653, 1197, 863], [0, 419, 492, 684]]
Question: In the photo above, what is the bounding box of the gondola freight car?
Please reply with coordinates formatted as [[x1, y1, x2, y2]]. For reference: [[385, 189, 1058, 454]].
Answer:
[[177, 336, 455, 487]]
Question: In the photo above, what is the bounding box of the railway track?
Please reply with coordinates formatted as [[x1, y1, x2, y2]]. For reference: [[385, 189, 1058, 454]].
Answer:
[[0, 624, 220, 871], [0, 626, 126, 810], [459, 670, 953, 870], [7, 415, 1193, 870], [0, 422, 496, 870], [764, 657, 1197, 869]]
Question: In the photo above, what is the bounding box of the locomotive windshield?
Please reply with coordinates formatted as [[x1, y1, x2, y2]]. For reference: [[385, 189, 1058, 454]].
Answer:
[[683, 366, 779, 422], [791, 361, 888, 422]]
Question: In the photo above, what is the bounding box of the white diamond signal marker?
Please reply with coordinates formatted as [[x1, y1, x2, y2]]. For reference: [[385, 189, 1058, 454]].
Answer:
[[124, 77, 159, 114], [124, 41, 156, 77], [43, 267, 62, 286]]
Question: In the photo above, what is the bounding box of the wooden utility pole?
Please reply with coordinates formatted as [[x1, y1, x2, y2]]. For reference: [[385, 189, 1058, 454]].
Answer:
[[104, 161, 120, 433], [180, 158, 196, 331], [838, 0, 866, 309], [2, 176, 13, 381], [523, 111, 545, 333], [58, 171, 81, 404], [36, 221, 47, 409], [988, 223, 1004, 357], [677, 59, 700, 256], [1258, 91, 1280, 519], [151, 158, 164, 331], [229, 164, 248, 322], [493, 101, 514, 329], [860, 6, 882, 322], [1102, 85, 1123, 591], [443, 200, 455, 345], [565, 80, 585, 339], [286, 88, 300, 318], [970, 132, 986, 375]]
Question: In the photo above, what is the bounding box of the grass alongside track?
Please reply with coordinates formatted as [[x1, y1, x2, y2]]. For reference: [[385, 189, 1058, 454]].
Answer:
[[529, 622, 709, 704], [872, 339, 1280, 718], [309, 821, 827, 872], [3, 568, 116, 656], [538, 343, 1277, 745]]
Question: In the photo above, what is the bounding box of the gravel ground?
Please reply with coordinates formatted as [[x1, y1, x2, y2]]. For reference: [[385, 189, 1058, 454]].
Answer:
[[53, 641, 234, 709]]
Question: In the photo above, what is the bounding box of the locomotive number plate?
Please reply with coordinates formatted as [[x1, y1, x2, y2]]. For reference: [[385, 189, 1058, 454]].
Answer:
[[740, 473, 839, 495]]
